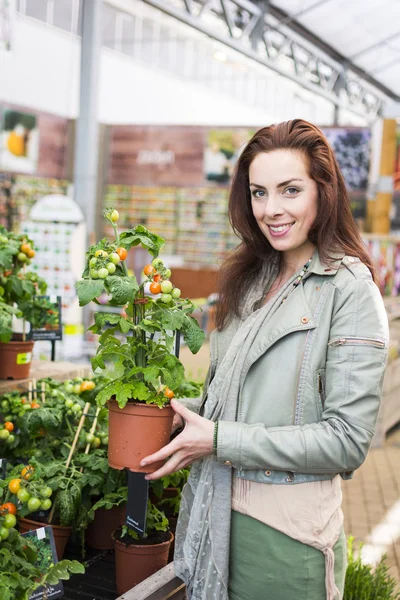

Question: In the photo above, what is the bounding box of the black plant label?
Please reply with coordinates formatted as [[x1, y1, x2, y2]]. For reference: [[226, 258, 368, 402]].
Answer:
[[126, 471, 149, 536]]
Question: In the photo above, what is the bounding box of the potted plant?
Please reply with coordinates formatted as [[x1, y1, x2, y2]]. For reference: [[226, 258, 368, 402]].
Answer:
[[85, 486, 127, 551], [112, 499, 172, 595], [0, 505, 84, 599], [75, 208, 205, 472], [0, 226, 51, 379]]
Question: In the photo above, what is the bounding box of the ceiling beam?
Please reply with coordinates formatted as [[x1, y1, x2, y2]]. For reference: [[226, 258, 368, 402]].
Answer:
[[350, 30, 400, 61]]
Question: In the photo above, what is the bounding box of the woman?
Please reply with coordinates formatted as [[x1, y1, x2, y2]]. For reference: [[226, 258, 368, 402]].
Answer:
[[140, 119, 389, 600]]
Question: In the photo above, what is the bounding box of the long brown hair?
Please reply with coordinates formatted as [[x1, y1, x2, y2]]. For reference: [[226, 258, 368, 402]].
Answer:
[[215, 119, 376, 330]]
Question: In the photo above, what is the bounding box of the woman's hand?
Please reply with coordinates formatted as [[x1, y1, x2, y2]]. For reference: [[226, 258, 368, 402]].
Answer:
[[171, 412, 184, 434], [140, 399, 214, 480]]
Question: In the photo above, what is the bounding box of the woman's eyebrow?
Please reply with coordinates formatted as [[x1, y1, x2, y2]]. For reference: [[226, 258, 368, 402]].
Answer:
[[249, 178, 304, 189]]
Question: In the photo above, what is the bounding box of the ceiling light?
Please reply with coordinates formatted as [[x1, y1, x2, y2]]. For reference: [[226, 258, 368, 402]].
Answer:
[[213, 50, 227, 62]]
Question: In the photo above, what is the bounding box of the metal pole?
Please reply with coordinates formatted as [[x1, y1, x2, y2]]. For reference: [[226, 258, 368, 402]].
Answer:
[[73, 0, 102, 242]]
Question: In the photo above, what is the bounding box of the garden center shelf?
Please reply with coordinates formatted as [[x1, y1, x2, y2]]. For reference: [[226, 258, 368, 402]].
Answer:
[[0, 360, 90, 395]]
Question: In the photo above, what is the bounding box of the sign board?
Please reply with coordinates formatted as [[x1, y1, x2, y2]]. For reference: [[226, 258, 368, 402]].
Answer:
[[30, 194, 84, 223], [22, 526, 63, 599], [126, 471, 149, 536], [28, 296, 63, 341]]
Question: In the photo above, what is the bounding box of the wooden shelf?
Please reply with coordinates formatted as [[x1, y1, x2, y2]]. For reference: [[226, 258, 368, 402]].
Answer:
[[0, 361, 90, 395]]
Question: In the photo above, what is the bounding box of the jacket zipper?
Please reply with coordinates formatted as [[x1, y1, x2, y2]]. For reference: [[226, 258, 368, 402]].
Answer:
[[317, 372, 325, 413], [328, 336, 386, 349]]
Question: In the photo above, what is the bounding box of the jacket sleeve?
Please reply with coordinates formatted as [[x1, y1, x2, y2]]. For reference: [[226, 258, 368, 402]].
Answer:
[[216, 276, 389, 473]]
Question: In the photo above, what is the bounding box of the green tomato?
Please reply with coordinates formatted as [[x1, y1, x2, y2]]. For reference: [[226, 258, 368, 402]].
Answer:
[[41, 499, 52, 511], [91, 437, 101, 449], [172, 287, 181, 299], [67, 409, 73, 416], [97, 267, 109, 279], [74, 377, 83, 383], [101, 436, 109, 445], [89, 257, 97, 267], [0, 429, 10, 440], [164, 268, 171, 278], [95, 249, 108, 258], [160, 293, 172, 304], [33, 449, 43, 458], [6, 434, 14, 445], [3, 514, 16, 529], [152, 258, 164, 270], [17, 252, 27, 262], [42, 487, 53, 498], [160, 280, 173, 293], [90, 269, 99, 279], [64, 382, 74, 393], [4, 415, 13, 423], [51, 389, 58, 397], [27, 497, 41, 512], [110, 209, 119, 222], [109, 252, 120, 265], [0, 527, 9, 540], [0, 400, 9, 410], [65, 398, 74, 408], [73, 384, 82, 395], [85, 433, 95, 444], [17, 488, 30, 503], [72, 403, 82, 414], [23, 404, 32, 411], [50, 439, 60, 448], [0, 235, 8, 243], [106, 262, 116, 274]]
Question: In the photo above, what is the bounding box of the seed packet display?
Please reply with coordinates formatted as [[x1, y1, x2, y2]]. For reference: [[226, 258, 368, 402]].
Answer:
[[28, 296, 63, 341], [126, 471, 149, 536], [22, 526, 64, 599], [0, 458, 6, 478]]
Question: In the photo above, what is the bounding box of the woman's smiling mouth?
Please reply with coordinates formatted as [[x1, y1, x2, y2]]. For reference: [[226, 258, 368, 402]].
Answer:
[[268, 222, 295, 237]]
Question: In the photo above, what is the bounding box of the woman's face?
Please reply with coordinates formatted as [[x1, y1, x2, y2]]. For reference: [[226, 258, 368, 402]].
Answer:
[[249, 149, 318, 261]]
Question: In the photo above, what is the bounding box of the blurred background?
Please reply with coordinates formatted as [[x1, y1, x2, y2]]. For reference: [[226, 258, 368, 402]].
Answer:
[[1, 0, 400, 594]]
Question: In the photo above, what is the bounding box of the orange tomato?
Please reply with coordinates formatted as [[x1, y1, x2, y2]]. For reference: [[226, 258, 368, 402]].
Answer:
[[143, 264, 155, 276], [31, 403, 40, 409], [21, 466, 34, 480], [0, 502, 17, 516], [20, 243, 31, 255], [8, 479, 21, 494], [164, 387, 175, 399], [153, 274, 161, 283], [21, 397, 27, 404], [3, 422, 14, 432], [27, 249, 35, 258], [149, 282, 161, 295], [116, 247, 127, 261]]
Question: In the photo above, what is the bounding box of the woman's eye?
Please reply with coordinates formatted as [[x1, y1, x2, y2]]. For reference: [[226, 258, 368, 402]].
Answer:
[[285, 187, 299, 195], [252, 189, 265, 198]]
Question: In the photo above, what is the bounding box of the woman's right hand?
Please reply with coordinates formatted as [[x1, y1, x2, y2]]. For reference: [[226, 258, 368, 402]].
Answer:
[[171, 413, 184, 434]]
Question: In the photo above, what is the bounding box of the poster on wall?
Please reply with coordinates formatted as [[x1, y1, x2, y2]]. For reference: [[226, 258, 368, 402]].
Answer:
[[322, 127, 371, 219], [204, 129, 254, 183], [0, 0, 13, 52], [0, 109, 39, 174]]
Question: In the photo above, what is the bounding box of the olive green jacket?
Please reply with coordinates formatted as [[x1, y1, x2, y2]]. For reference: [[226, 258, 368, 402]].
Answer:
[[188, 252, 389, 485]]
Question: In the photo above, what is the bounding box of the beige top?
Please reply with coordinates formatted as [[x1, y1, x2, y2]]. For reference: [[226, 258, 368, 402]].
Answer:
[[232, 475, 344, 600]]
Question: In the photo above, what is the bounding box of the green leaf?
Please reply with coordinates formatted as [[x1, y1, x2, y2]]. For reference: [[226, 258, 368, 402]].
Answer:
[[105, 276, 139, 305], [75, 279, 105, 306], [0, 244, 18, 270], [119, 225, 165, 257], [181, 315, 205, 354], [43, 560, 85, 586]]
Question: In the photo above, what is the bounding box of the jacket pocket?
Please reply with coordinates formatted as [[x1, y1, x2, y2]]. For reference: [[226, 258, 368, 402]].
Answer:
[[328, 336, 386, 349], [315, 369, 326, 418]]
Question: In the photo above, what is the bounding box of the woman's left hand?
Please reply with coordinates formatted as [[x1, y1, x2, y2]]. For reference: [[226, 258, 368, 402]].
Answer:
[[140, 399, 215, 480]]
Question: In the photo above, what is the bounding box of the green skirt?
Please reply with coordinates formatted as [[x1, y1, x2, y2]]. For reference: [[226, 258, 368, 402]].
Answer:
[[228, 510, 347, 600]]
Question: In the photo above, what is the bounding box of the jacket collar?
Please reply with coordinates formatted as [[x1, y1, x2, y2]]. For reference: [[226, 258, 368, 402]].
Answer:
[[308, 249, 345, 277]]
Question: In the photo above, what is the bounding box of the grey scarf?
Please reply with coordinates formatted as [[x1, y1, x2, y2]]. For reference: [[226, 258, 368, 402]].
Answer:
[[174, 262, 305, 599]]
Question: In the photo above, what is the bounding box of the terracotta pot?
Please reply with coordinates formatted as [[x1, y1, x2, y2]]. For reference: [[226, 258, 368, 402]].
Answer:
[[18, 517, 72, 559], [0, 340, 34, 380], [85, 504, 126, 550], [113, 531, 173, 595], [107, 400, 174, 473]]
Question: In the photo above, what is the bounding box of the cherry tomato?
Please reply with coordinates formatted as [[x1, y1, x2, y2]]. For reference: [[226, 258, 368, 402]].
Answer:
[[110, 210, 119, 222], [90, 269, 99, 279], [21, 466, 34, 481], [0, 502, 17, 516], [109, 252, 120, 265], [6, 435, 14, 445], [3, 514, 16, 529], [17, 488, 31, 503], [161, 280, 173, 294], [27, 249, 35, 259], [153, 274, 161, 283], [73, 383, 82, 395], [97, 267, 109, 279], [17, 252, 28, 262], [89, 257, 97, 267], [149, 282, 161, 295], [20, 243, 31, 255], [160, 293, 172, 304], [143, 264, 155, 276], [164, 387, 175, 399], [116, 247, 127, 261], [8, 479, 21, 495], [0, 527, 9, 540], [21, 397, 27, 404], [65, 398, 74, 408], [30, 403, 40, 409], [152, 258, 163, 270], [0, 429, 10, 440], [41, 499, 52, 511], [3, 422, 14, 432], [172, 287, 181, 299], [91, 437, 101, 449], [95, 249, 108, 258], [42, 487, 53, 498], [27, 497, 41, 512], [107, 262, 116, 274], [85, 433, 95, 444]]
